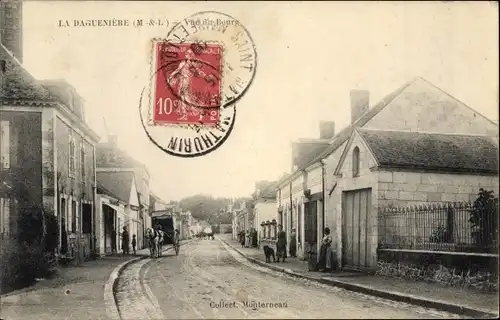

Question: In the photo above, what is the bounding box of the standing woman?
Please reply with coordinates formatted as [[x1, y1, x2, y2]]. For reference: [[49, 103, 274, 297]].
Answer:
[[318, 227, 333, 272], [276, 224, 287, 263]]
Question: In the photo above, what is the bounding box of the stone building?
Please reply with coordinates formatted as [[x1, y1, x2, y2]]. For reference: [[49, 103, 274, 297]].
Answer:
[[95, 171, 140, 255], [1, 1, 100, 262], [252, 180, 278, 246], [276, 77, 499, 267], [96, 135, 150, 249]]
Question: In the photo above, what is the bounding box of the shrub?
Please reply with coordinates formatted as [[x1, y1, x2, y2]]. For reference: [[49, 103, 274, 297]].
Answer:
[[470, 189, 498, 247], [0, 207, 59, 293], [1, 239, 56, 293]]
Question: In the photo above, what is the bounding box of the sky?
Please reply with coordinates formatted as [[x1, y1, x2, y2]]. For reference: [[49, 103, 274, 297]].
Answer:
[[22, 1, 499, 201]]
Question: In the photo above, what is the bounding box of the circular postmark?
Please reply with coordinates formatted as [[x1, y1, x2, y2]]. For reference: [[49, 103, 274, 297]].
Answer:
[[165, 11, 257, 108], [139, 11, 256, 158]]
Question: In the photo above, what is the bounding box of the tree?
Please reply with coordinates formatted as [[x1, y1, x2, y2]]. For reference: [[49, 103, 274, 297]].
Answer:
[[470, 188, 498, 248], [178, 194, 251, 225]]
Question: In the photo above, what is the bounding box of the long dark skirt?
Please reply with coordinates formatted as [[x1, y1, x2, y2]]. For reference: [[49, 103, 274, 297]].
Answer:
[[318, 243, 333, 270], [276, 243, 287, 259], [289, 240, 297, 257]]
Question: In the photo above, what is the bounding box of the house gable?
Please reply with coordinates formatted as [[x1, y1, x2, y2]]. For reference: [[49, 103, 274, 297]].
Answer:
[[364, 77, 498, 136], [129, 176, 140, 207], [334, 129, 378, 179]]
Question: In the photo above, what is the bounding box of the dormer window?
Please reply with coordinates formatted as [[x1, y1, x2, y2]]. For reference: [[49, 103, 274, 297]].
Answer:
[[352, 146, 360, 177]]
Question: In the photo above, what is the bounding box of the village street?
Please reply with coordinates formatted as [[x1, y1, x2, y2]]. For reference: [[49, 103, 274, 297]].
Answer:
[[114, 239, 461, 319]]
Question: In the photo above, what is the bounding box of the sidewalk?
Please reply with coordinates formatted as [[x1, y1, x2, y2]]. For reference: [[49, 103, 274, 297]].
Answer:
[[0, 242, 187, 320], [220, 235, 499, 318]]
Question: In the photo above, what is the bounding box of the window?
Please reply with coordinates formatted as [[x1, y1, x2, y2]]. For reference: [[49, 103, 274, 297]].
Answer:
[[69, 136, 76, 177], [352, 146, 360, 177], [0, 198, 10, 238], [71, 201, 77, 233], [0, 121, 10, 169], [80, 144, 86, 180]]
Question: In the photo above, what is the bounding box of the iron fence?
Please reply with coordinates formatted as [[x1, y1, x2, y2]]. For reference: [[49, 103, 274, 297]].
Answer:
[[378, 200, 499, 254]]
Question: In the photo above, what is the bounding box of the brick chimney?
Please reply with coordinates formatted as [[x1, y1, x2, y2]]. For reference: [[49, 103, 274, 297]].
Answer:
[[319, 121, 335, 139], [1, 0, 23, 63], [350, 90, 370, 124]]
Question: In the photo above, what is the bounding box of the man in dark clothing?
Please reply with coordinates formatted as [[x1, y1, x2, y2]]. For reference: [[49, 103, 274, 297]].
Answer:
[[122, 226, 129, 255]]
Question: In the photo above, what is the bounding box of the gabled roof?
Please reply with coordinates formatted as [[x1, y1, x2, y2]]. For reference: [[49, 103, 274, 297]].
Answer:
[[96, 142, 147, 170], [278, 76, 499, 186], [355, 129, 499, 174], [97, 171, 135, 203], [278, 78, 416, 186], [292, 140, 331, 169]]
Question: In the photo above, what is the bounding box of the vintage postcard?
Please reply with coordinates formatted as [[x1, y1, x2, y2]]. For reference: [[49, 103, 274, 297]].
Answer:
[[0, 1, 499, 319]]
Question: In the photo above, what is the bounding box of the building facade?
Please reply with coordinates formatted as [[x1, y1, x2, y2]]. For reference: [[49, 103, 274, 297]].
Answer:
[[252, 181, 278, 247], [1, 11, 100, 263], [277, 77, 499, 267], [96, 135, 150, 249], [95, 171, 140, 255]]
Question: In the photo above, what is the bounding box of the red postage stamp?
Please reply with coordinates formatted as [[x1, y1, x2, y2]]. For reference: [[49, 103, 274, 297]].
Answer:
[[152, 41, 223, 126]]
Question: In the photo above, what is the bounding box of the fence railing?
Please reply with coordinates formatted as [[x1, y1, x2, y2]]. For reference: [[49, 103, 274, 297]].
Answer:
[[378, 200, 499, 254]]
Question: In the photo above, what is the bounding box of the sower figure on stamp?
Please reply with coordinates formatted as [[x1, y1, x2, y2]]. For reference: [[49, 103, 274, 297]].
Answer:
[[167, 49, 216, 120], [276, 224, 287, 263]]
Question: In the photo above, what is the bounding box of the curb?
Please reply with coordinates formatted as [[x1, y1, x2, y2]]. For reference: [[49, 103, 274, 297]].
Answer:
[[104, 240, 193, 320], [220, 238, 498, 319]]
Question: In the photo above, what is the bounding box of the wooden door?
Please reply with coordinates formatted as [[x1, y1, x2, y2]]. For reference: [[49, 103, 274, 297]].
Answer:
[[341, 188, 373, 269], [304, 201, 318, 253]]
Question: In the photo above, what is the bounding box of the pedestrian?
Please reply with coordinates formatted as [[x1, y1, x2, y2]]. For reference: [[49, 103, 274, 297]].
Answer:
[[240, 231, 245, 248], [318, 227, 333, 272], [121, 226, 129, 255], [132, 234, 137, 255], [276, 224, 287, 263], [289, 228, 297, 257]]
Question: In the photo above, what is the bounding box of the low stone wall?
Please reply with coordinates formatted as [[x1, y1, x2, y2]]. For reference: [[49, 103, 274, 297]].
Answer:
[[376, 249, 498, 292]]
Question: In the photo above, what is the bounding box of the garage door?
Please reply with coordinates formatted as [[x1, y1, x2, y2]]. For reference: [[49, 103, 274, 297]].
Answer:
[[341, 188, 374, 269]]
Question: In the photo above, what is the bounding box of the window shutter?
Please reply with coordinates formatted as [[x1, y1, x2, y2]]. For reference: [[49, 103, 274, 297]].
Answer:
[[0, 121, 10, 169]]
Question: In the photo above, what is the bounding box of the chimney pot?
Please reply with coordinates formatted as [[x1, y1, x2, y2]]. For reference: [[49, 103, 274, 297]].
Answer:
[[319, 121, 335, 140], [350, 90, 370, 124]]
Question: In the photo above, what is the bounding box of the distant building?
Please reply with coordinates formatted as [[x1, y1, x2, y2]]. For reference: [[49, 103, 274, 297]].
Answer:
[[95, 171, 140, 255], [96, 135, 150, 250], [252, 181, 278, 246]]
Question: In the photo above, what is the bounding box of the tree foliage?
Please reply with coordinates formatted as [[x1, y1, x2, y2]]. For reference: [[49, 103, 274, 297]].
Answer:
[[470, 188, 498, 247], [178, 194, 252, 225]]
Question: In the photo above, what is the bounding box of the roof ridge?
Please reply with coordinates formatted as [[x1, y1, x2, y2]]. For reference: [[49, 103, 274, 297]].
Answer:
[[358, 128, 495, 137]]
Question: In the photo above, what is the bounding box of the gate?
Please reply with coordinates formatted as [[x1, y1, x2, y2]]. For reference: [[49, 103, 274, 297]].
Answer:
[[341, 188, 374, 269]]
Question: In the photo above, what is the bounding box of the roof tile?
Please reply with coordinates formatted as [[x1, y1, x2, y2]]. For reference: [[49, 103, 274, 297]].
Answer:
[[359, 129, 499, 173]]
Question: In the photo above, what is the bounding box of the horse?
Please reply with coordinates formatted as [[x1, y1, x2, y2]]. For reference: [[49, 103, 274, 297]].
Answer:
[[145, 228, 164, 258]]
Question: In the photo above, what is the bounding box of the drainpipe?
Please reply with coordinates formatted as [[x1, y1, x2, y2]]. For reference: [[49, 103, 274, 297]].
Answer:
[[289, 182, 292, 229], [320, 159, 326, 234]]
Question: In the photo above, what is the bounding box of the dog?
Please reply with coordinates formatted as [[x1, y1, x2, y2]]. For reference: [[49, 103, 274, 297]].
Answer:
[[263, 245, 276, 263]]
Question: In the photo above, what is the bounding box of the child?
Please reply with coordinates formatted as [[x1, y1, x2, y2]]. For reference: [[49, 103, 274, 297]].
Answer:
[[132, 234, 137, 255]]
